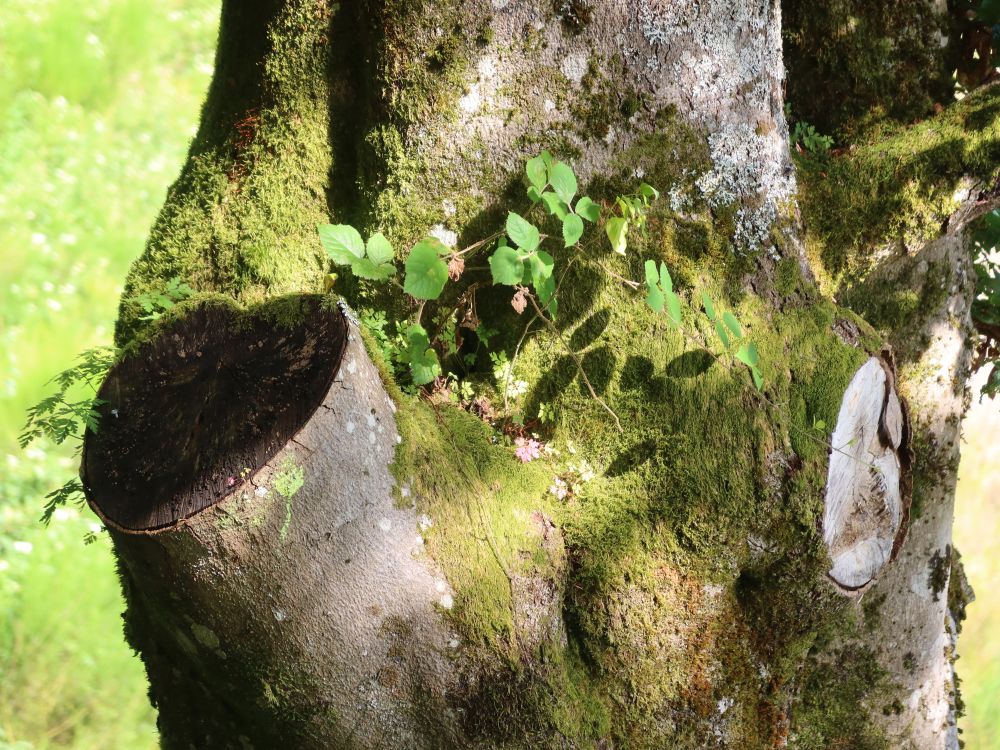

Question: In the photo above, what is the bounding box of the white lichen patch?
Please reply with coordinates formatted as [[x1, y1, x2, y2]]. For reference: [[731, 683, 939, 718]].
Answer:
[[696, 123, 795, 252], [631, 0, 796, 253], [429, 224, 457, 247], [560, 53, 588, 84], [458, 85, 481, 114]]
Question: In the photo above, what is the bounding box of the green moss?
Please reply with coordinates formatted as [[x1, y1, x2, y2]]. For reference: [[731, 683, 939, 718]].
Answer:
[[927, 546, 951, 601], [796, 85, 1000, 282], [114, 0, 341, 344], [775, 257, 802, 296], [570, 58, 646, 140], [783, 0, 953, 139], [390, 400, 556, 654], [790, 643, 890, 750]]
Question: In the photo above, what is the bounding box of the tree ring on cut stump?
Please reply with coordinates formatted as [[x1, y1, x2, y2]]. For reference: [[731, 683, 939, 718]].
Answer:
[[823, 355, 912, 591], [83, 296, 347, 532]]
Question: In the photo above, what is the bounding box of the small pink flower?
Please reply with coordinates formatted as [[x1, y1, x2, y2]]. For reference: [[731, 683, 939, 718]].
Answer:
[[226, 476, 237, 487], [514, 437, 541, 463], [548, 477, 568, 499]]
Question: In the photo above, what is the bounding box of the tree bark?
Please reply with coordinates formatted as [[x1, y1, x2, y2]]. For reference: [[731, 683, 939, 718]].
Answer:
[[83, 0, 990, 747]]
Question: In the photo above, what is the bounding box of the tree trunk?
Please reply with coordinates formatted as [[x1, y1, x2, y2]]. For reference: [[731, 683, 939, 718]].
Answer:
[[83, 0, 995, 747]]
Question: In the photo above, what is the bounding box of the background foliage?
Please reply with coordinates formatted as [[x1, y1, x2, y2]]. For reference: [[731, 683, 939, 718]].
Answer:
[[0, 0, 216, 746], [0, 1, 996, 748]]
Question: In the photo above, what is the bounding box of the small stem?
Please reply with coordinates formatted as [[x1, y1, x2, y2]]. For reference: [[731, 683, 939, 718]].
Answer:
[[592, 259, 641, 290]]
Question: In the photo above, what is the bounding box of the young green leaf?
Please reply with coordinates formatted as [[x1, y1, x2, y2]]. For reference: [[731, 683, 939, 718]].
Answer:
[[702, 291, 717, 321], [665, 291, 682, 328], [539, 150, 553, 169], [644, 259, 658, 287], [562, 213, 584, 247], [658, 263, 673, 295], [506, 211, 540, 251], [528, 250, 554, 286], [527, 185, 543, 203], [637, 183, 660, 200], [541, 191, 569, 219], [549, 161, 577, 205], [489, 245, 524, 285], [406, 325, 441, 386], [526, 155, 547, 191], [318, 224, 364, 265], [735, 342, 763, 390], [350, 257, 396, 280], [575, 196, 600, 222], [714, 320, 730, 349], [722, 311, 743, 339], [606, 217, 628, 255], [365, 232, 394, 265], [404, 240, 450, 299], [535, 271, 557, 317], [646, 283, 665, 313], [735, 341, 756, 367]]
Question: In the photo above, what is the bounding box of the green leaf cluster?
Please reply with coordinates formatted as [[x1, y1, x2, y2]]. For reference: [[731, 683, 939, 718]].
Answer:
[[605, 183, 659, 255], [20, 346, 115, 450], [318, 225, 397, 281], [133, 276, 194, 320], [702, 292, 763, 391], [20, 346, 116, 525], [642, 262, 765, 391], [525, 150, 599, 251], [402, 324, 441, 386], [488, 212, 557, 316], [643, 260, 681, 328]]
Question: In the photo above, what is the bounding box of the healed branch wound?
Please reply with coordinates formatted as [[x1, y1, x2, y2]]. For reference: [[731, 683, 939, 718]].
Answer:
[[823, 355, 912, 591]]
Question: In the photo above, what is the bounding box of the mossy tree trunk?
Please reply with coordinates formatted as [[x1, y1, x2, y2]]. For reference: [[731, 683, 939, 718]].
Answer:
[[83, 0, 997, 747]]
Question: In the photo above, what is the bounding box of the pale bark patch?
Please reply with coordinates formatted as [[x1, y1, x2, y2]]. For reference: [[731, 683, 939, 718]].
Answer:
[[824, 357, 909, 590]]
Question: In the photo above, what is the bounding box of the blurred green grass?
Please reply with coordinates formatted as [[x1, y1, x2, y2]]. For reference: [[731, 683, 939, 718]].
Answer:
[[0, 1, 996, 748], [0, 0, 216, 747], [954, 378, 1000, 750]]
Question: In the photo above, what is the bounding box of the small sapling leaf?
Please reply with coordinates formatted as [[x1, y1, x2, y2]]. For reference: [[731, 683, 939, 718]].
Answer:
[[562, 213, 584, 247], [365, 232, 394, 265], [489, 245, 524, 285], [702, 292, 717, 321], [658, 262, 673, 295], [665, 291, 682, 328], [406, 325, 441, 385], [723, 311, 743, 339], [607, 217, 628, 255], [404, 239, 450, 300], [575, 196, 600, 222], [549, 161, 577, 205], [506, 211, 540, 251], [541, 192, 569, 219], [637, 183, 660, 200], [318, 224, 364, 265], [644, 259, 658, 287], [350, 257, 396, 280], [526, 155, 547, 190], [714, 320, 730, 349]]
